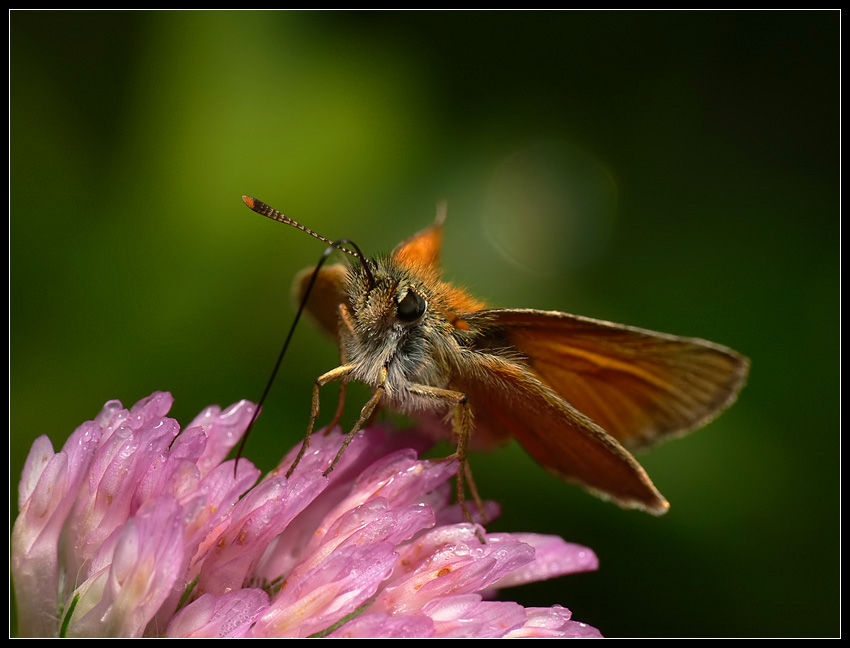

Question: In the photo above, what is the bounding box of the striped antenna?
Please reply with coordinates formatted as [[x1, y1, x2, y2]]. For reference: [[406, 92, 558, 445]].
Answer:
[[241, 196, 361, 259], [234, 196, 378, 472]]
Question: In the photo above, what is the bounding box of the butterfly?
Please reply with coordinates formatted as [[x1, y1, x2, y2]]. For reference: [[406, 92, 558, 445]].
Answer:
[[243, 196, 750, 518]]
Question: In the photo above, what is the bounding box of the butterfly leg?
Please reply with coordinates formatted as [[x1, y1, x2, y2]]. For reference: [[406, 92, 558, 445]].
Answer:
[[286, 363, 355, 478], [325, 304, 357, 435], [324, 364, 388, 476], [403, 383, 486, 531]]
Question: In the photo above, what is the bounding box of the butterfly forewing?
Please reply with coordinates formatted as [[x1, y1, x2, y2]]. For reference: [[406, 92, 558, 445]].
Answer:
[[464, 309, 750, 451], [292, 263, 350, 338], [390, 202, 446, 273]]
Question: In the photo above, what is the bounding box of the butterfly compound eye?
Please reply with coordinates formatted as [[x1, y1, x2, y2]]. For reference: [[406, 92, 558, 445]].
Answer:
[[396, 288, 427, 323]]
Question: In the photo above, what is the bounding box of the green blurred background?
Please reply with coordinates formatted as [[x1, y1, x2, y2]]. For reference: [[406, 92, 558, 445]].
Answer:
[[10, 10, 838, 638]]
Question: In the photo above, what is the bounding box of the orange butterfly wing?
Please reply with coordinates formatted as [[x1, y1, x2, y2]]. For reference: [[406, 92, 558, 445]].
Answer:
[[391, 201, 446, 273], [463, 308, 750, 451], [291, 263, 350, 339], [450, 352, 670, 514], [391, 204, 487, 321]]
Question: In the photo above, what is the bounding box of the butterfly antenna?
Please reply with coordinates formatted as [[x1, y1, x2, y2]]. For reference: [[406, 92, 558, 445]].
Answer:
[[242, 196, 375, 288], [235, 199, 375, 469]]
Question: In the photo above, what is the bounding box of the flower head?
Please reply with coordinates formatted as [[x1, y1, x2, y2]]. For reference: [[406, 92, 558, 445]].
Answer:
[[13, 392, 602, 638]]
